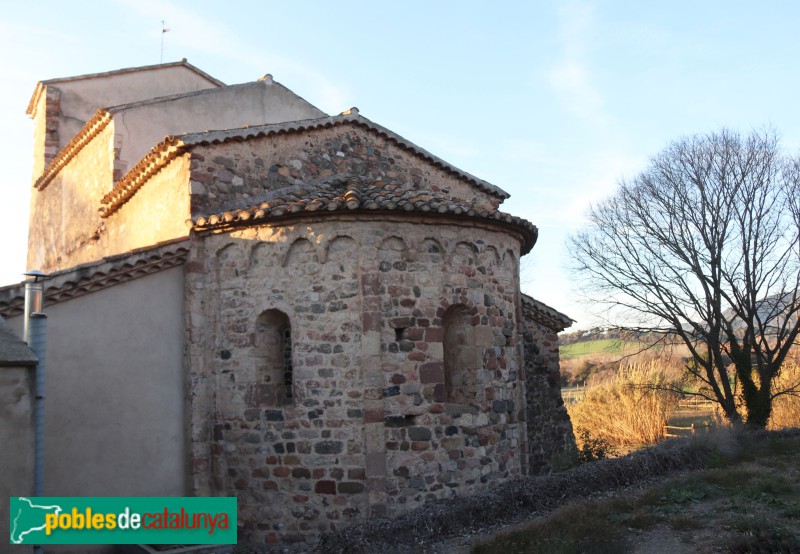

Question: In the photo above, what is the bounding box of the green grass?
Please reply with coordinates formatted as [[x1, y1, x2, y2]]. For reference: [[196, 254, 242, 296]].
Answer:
[[560, 339, 642, 360]]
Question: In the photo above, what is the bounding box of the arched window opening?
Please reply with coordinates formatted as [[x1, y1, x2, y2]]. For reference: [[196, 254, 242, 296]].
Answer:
[[443, 304, 476, 406], [254, 309, 292, 405]]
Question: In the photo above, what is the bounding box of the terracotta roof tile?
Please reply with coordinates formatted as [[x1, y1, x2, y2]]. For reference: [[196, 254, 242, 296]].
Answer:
[[193, 176, 538, 254], [100, 136, 184, 216], [34, 109, 113, 191], [521, 293, 574, 332], [0, 240, 189, 318]]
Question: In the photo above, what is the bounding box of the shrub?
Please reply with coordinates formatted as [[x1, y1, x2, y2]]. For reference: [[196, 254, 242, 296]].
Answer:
[[551, 429, 617, 472], [568, 361, 681, 447]]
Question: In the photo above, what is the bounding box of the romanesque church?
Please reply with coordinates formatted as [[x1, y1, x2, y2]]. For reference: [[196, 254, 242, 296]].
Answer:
[[0, 60, 573, 547]]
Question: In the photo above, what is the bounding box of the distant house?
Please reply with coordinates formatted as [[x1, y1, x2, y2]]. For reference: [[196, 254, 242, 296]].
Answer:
[[1, 61, 573, 547]]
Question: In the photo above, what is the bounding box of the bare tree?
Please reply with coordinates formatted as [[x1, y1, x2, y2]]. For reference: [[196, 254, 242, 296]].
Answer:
[[569, 129, 800, 427]]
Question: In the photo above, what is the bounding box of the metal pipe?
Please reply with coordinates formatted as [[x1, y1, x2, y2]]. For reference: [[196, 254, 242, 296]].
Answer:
[[23, 270, 45, 344], [24, 271, 47, 554], [28, 312, 47, 498]]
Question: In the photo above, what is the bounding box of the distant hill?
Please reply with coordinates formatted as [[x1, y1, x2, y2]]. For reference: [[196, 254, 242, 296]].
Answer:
[[560, 339, 638, 360]]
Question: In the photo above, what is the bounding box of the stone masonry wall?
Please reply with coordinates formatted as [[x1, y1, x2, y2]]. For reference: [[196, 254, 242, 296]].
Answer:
[[522, 311, 574, 474], [185, 217, 526, 546], [187, 124, 502, 219]]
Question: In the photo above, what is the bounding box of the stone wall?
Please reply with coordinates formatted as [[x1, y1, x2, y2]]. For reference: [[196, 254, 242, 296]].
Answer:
[[185, 217, 526, 546], [521, 301, 574, 474], [187, 124, 502, 219]]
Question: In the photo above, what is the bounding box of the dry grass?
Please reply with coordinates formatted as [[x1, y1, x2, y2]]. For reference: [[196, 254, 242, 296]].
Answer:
[[769, 360, 800, 430], [568, 362, 682, 447]]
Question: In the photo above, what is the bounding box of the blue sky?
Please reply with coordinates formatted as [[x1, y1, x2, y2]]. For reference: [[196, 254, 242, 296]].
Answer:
[[2, 1, 799, 329]]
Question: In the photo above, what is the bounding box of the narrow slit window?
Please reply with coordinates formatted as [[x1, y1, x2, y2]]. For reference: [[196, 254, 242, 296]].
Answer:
[[254, 309, 292, 405], [443, 304, 475, 405]]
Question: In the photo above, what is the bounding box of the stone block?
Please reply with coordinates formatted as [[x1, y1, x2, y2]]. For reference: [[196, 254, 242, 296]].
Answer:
[[337, 482, 365, 494], [315, 480, 336, 495], [419, 362, 444, 384], [408, 426, 432, 441]]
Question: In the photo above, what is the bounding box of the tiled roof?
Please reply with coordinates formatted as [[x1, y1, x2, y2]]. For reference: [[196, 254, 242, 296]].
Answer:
[[521, 293, 574, 332], [34, 109, 113, 191], [100, 110, 511, 218], [100, 135, 185, 216], [193, 175, 538, 254], [27, 59, 224, 116], [0, 240, 189, 318]]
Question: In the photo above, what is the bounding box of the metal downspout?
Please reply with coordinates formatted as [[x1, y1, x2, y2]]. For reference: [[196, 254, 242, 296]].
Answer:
[[24, 270, 47, 554]]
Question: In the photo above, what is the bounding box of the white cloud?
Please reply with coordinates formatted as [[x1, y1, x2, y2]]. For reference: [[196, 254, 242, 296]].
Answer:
[[546, 0, 607, 126]]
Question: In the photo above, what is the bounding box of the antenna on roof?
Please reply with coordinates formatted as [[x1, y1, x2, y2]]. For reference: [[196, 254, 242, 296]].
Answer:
[[160, 20, 171, 63]]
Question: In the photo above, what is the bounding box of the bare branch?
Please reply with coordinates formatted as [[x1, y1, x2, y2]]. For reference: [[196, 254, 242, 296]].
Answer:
[[569, 128, 800, 427]]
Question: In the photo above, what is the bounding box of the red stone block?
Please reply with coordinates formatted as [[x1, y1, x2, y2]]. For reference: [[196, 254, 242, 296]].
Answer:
[[185, 261, 205, 274], [419, 361, 443, 383], [411, 441, 429, 451], [389, 316, 413, 329], [315, 480, 337, 494], [365, 409, 384, 423], [192, 456, 208, 473], [348, 468, 366, 480], [424, 327, 444, 342], [362, 312, 381, 332], [360, 273, 380, 296], [273, 466, 291, 477]]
